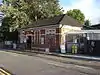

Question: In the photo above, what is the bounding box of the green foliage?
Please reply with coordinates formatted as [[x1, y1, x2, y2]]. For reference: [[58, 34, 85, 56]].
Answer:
[[1, 16, 11, 32], [66, 9, 85, 24], [1, 0, 30, 29], [21, 0, 63, 22], [84, 20, 91, 26], [1, 0, 63, 31]]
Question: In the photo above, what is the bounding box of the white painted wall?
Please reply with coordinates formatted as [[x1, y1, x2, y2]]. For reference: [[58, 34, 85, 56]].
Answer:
[[60, 25, 81, 53], [61, 25, 81, 34]]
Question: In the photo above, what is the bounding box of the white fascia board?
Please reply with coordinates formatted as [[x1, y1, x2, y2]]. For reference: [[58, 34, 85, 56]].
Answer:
[[62, 25, 81, 30]]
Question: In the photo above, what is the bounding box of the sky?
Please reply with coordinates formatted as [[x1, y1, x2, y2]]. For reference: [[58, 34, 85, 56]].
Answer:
[[0, 0, 2, 3], [59, 0, 100, 25]]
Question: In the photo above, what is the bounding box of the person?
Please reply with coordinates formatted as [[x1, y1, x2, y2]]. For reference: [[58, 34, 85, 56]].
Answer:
[[72, 44, 78, 54]]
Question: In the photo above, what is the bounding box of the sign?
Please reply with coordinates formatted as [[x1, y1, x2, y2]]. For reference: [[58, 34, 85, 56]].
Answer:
[[13, 43, 16, 49], [60, 45, 66, 53], [45, 48, 49, 53]]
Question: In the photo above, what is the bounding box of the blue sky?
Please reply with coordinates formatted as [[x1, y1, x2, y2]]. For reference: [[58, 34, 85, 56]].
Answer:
[[59, 0, 100, 24], [0, 0, 2, 3]]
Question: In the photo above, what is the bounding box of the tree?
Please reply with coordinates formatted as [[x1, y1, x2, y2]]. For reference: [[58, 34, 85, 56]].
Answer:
[[66, 9, 85, 24], [84, 20, 91, 26], [0, 0, 63, 30], [0, 16, 11, 41], [1, 0, 30, 29], [21, 0, 63, 22], [1, 16, 12, 32]]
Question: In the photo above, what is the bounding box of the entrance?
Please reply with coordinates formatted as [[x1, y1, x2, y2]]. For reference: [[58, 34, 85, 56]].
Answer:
[[93, 40, 100, 56], [47, 34, 56, 52], [88, 40, 100, 56], [27, 36, 32, 50], [66, 33, 88, 54]]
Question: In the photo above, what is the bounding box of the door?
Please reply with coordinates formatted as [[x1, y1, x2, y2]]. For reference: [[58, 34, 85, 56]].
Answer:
[[91, 40, 100, 56], [27, 36, 32, 49], [47, 35, 56, 52]]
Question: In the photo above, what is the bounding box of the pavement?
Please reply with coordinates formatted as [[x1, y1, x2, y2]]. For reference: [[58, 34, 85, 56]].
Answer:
[[53, 53, 100, 61], [0, 50, 100, 75], [4, 49, 100, 61]]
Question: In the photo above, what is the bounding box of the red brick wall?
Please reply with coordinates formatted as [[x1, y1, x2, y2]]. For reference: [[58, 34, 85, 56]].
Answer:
[[24, 28, 61, 52]]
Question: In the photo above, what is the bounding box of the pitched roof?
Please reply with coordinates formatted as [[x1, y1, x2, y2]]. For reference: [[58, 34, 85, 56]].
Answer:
[[60, 15, 82, 27], [23, 14, 81, 29]]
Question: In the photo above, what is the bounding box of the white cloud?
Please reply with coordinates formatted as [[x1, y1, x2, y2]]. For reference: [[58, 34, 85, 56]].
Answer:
[[61, 0, 100, 25]]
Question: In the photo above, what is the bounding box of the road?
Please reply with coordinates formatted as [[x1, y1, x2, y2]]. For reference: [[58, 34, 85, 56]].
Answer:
[[0, 51, 100, 75]]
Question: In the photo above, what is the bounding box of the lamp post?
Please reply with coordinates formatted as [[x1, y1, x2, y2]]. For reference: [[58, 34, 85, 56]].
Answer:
[[30, 29, 33, 51]]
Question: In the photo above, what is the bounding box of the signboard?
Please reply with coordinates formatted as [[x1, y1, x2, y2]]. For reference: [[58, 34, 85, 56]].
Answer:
[[60, 45, 66, 53], [45, 48, 49, 53]]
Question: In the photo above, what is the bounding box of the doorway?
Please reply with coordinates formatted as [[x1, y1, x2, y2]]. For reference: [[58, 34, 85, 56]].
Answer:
[[47, 35, 56, 52], [27, 36, 32, 50]]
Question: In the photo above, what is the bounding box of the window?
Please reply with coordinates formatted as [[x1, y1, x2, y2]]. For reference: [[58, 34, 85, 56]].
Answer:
[[40, 29, 45, 44]]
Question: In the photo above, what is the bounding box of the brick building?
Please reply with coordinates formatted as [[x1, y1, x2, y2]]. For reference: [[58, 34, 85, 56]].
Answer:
[[19, 14, 81, 53]]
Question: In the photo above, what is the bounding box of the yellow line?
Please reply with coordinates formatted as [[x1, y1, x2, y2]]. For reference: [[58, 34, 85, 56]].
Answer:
[[0, 68, 11, 75], [0, 71, 5, 75]]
